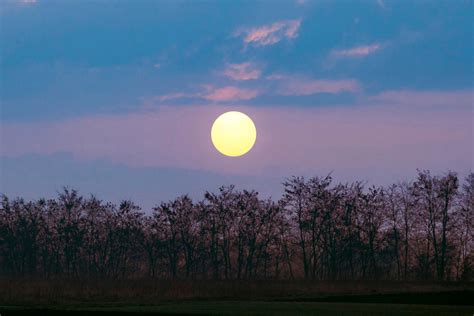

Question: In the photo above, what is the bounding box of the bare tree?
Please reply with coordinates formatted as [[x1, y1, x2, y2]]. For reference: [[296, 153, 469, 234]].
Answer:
[[0, 170, 471, 281]]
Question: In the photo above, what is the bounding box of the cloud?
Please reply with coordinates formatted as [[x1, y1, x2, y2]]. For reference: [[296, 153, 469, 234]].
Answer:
[[155, 92, 189, 102], [141, 92, 196, 107], [2, 90, 471, 177], [19, 0, 37, 4], [281, 79, 359, 95], [236, 19, 302, 47], [149, 74, 356, 104], [203, 86, 260, 102], [147, 85, 260, 105], [273, 76, 359, 95], [332, 43, 382, 57], [223, 62, 261, 81], [266, 74, 286, 80], [376, 0, 386, 9], [367, 90, 473, 107]]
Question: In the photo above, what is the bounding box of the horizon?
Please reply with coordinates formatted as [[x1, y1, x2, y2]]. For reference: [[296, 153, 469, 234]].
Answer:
[[0, 164, 470, 213]]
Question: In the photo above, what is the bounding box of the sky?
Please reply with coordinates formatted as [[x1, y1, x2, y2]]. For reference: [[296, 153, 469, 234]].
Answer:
[[1, 0, 473, 211]]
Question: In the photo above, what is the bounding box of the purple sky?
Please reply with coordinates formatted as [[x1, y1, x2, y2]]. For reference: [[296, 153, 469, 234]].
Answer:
[[1, 0, 472, 210]]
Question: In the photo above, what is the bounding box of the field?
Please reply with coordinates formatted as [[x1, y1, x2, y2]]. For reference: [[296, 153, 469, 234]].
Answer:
[[0, 280, 472, 315], [2, 301, 473, 316]]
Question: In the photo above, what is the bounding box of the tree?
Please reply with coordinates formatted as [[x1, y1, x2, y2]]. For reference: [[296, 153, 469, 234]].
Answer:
[[0, 170, 471, 281]]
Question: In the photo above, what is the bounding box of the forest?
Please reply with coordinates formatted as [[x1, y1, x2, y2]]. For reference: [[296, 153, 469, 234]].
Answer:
[[1, 170, 472, 282]]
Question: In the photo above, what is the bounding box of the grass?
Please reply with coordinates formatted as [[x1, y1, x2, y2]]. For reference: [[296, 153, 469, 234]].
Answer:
[[1, 301, 473, 316], [1, 279, 472, 303], [0, 280, 472, 315]]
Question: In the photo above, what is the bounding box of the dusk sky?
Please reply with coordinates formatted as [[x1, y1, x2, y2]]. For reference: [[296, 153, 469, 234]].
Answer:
[[1, 0, 472, 211]]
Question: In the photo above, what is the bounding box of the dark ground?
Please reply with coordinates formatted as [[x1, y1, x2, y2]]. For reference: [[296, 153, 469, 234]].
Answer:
[[0, 280, 472, 315]]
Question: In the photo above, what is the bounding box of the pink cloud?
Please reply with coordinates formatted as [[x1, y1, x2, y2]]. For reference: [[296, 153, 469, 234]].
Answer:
[[223, 62, 261, 81], [147, 86, 260, 104], [156, 92, 189, 102], [2, 90, 471, 177], [140, 92, 195, 107], [367, 90, 473, 107], [203, 86, 260, 102], [237, 19, 302, 47], [277, 77, 359, 95], [332, 43, 382, 57]]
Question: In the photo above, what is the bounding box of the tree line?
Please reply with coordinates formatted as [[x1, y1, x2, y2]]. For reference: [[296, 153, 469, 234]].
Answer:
[[0, 170, 472, 281]]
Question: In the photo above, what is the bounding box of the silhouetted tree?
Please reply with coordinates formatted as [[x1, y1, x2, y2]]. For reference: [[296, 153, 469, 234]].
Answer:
[[0, 170, 471, 281]]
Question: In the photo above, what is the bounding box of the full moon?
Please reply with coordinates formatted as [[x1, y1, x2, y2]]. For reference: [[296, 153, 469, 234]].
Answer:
[[211, 111, 257, 157]]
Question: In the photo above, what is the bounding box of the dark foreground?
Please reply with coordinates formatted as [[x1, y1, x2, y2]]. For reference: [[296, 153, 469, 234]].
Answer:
[[2, 301, 473, 316], [0, 280, 472, 315]]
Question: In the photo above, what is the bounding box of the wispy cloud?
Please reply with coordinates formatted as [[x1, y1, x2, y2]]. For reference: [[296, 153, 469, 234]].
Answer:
[[272, 76, 359, 95], [155, 92, 189, 102], [140, 92, 196, 107], [236, 19, 302, 47], [223, 62, 261, 81], [376, 0, 386, 9], [266, 74, 286, 80], [203, 86, 260, 102], [367, 90, 473, 107], [332, 43, 382, 57], [150, 85, 260, 104], [19, 0, 37, 4]]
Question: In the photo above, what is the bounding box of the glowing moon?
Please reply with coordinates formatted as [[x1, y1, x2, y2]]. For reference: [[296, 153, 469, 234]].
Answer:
[[211, 111, 256, 157]]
